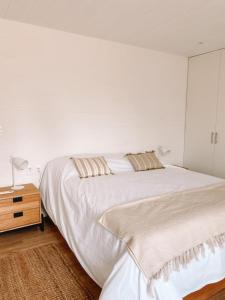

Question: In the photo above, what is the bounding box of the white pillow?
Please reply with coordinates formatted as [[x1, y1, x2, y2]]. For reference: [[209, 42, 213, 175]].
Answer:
[[105, 157, 133, 173], [72, 154, 134, 174], [46, 154, 134, 182], [69, 153, 133, 174]]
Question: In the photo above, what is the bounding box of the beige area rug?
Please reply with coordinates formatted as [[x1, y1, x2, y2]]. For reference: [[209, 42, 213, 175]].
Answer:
[[0, 242, 101, 300], [210, 289, 225, 300], [1, 240, 225, 300]]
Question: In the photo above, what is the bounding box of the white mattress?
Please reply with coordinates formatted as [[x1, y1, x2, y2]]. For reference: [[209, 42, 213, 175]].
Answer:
[[40, 157, 225, 300]]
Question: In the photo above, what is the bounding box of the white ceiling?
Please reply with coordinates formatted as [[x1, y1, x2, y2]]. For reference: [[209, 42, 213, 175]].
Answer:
[[0, 0, 225, 56]]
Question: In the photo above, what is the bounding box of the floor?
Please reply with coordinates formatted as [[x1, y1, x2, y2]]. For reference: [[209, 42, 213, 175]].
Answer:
[[0, 219, 64, 257], [0, 219, 225, 300]]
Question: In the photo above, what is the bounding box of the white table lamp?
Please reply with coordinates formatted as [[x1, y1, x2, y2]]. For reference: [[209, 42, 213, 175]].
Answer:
[[158, 146, 171, 156], [11, 157, 29, 190]]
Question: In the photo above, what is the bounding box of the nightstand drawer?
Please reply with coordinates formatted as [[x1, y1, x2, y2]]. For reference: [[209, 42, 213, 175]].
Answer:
[[0, 208, 40, 232], [0, 194, 40, 215]]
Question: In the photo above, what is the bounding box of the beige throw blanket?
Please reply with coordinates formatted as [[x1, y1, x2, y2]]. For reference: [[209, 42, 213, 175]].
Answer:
[[99, 183, 225, 283]]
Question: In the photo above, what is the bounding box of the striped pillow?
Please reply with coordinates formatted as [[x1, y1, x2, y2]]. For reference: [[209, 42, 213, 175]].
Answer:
[[126, 151, 164, 172], [72, 156, 112, 178]]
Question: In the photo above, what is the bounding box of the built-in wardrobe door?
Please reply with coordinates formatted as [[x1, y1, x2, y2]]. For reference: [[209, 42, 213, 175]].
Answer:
[[213, 49, 225, 178], [184, 51, 221, 175]]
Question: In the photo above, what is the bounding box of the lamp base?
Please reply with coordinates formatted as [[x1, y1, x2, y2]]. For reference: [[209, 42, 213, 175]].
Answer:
[[11, 185, 24, 191]]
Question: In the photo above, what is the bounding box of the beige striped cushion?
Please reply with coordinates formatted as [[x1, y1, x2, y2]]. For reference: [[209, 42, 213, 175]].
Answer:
[[72, 156, 112, 178], [126, 151, 164, 172]]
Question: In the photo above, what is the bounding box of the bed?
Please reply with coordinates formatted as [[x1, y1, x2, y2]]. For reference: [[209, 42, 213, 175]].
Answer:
[[40, 154, 225, 300]]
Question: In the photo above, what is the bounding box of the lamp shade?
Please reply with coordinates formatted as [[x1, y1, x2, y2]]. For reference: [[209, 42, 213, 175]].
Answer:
[[12, 157, 29, 170], [158, 146, 171, 156]]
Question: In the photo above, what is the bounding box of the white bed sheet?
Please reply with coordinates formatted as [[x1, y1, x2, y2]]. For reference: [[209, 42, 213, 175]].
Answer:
[[40, 157, 225, 300]]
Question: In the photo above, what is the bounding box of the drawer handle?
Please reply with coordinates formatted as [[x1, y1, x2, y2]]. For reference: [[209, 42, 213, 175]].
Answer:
[[13, 196, 23, 203], [14, 212, 23, 218]]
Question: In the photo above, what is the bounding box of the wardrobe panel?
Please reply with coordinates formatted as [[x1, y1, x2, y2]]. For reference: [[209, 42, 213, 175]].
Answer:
[[184, 51, 221, 175], [213, 49, 225, 178]]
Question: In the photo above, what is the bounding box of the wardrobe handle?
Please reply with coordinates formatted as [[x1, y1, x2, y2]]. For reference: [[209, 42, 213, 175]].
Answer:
[[215, 132, 218, 144], [211, 132, 214, 144]]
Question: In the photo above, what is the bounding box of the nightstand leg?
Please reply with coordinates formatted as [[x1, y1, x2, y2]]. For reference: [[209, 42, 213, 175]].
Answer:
[[39, 214, 44, 232]]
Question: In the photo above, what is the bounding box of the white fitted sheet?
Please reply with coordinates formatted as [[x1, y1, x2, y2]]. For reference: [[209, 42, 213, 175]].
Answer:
[[40, 157, 225, 300]]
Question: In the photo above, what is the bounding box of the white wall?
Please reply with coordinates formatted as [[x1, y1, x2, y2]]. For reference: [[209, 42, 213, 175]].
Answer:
[[0, 19, 187, 187]]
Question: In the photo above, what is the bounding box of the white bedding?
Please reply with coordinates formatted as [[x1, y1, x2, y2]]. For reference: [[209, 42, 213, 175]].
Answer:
[[40, 156, 225, 300]]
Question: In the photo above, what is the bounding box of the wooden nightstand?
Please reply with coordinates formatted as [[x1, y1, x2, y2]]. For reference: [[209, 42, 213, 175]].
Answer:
[[0, 183, 44, 233]]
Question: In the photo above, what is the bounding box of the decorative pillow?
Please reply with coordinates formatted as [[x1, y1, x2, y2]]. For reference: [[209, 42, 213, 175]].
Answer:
[[72, 156, 112, 178], [125, 151, 164, 172]]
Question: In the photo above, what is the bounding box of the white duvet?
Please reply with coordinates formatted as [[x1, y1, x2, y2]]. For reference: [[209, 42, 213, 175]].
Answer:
[[40, 156, 225, 300]]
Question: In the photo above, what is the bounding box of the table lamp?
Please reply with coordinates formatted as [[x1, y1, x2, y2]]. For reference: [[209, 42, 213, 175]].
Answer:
[[11, 157, 29, 190]]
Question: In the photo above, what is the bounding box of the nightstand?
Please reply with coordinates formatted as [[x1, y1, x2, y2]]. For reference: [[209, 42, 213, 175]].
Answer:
[[0, 183, 44, 233]]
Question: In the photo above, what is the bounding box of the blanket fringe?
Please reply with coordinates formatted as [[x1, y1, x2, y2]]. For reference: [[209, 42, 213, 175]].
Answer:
[[149, 232, 225, 286]]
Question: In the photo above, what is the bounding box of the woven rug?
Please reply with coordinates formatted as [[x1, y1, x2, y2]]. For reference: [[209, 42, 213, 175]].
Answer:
[[210, 289, 225, 300], [1, 241, 225, 300], [0, 242, 101, 300]]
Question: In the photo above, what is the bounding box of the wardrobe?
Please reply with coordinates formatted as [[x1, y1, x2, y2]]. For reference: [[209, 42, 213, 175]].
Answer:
[[184, 49, 225, 178]]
